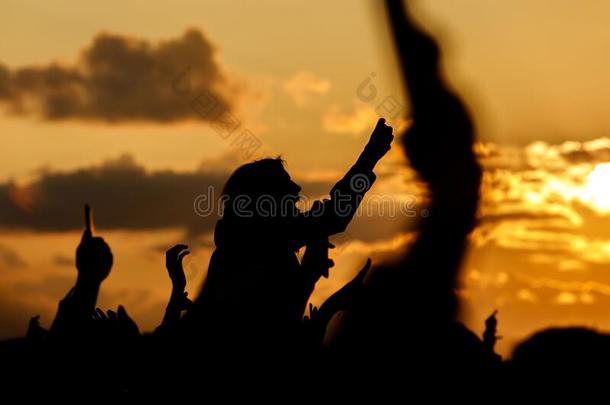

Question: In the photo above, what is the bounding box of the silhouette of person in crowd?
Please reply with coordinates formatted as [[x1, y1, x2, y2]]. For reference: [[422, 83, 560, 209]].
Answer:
[[182, 119, 393, 352]]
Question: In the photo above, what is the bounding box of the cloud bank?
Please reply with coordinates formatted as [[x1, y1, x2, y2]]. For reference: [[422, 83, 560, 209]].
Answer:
[[0, 29, 242, 122]]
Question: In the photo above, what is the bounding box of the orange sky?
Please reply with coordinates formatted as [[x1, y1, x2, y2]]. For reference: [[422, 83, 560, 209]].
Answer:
[[2, 0, 610, 356]]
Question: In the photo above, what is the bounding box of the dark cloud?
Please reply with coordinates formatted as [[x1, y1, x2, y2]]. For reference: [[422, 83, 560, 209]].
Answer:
[[0, 155, 227, 236], [0, 244, 27, 270], [560, 146, 610, 165], [0, 155, 411, 244], [0, 29, 242, 122], [478, 212, 570, 226], [12, 274, 74, 300], [53, 254, 73, 267]]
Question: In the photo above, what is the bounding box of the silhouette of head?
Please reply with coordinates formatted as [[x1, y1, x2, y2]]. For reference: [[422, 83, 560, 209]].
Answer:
[[221, 158, 302, 222]]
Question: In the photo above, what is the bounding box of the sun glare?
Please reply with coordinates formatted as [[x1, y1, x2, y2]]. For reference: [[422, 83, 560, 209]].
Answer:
[[583, 163, 610, 212]]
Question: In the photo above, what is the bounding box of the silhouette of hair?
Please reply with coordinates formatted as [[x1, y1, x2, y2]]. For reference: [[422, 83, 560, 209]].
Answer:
[[221, 157, 302, 219]]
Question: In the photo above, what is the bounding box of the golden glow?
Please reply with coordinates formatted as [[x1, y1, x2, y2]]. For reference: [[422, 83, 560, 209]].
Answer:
[[583, 163, 610, 213], [3, 0, 610, 358]]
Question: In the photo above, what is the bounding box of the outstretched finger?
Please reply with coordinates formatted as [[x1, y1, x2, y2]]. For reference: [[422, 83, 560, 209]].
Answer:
[[107, 309, 118, 321], [117, 305, 130, 320], [83, 204, 93, 240]]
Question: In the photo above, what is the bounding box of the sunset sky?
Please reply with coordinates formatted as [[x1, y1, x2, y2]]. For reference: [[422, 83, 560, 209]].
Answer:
[[2, 0, 610, 356]]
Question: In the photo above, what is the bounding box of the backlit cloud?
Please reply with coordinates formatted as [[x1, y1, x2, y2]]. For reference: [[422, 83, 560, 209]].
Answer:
[[323, 102, 379, 136], [283, 71, 331, 106], [0, 29, 243, 122]]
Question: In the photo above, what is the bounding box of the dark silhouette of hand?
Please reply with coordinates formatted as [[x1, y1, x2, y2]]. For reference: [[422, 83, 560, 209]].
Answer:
[[93, 305, 140, 339], [116, 305, 140, 337], [156, 244, 193, 333], [303, 303, 320, 324], [26, 315, 47, 341], [53, 204, 112, 333], [483, 310, 500, 345], [485, 310, 498, 331], [364, 118, 394, 162], [168, 291, 193, 312], [165, 244, 190, 292], [76, 206, 113, 285], [76, 235, 113, 284], [302, 236, 335, 280]]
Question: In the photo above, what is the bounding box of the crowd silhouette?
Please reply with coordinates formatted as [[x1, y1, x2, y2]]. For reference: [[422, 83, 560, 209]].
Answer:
[[1, 0, 605, 398]]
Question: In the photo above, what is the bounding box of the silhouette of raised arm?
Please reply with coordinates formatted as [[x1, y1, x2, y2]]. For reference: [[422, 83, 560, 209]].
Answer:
[[483, 310, 501, 354], [383, 0, 481, 320], [156, 244, 192, 334], [293, 119, 394, 244], [49, 204, 113, 337], [328, 1, 482, 364]]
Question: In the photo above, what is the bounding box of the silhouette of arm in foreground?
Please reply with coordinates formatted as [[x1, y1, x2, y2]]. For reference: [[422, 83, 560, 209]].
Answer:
[[26, 315, 47, 343], [378, 0, 481, 319], [331, 1, 481, 355]]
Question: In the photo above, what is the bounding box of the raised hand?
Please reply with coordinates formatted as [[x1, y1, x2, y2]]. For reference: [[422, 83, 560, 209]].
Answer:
[[165, 244, 190, 292], [483, 309, 501, 352], [364, 118, 394, 162], [303, 303, 319, 324], [117, 304, 140, 337], [93, 305, 140, 339], [76, 204, 113, 285], [26, 315, 47, 342], [49, 205, 113, 337], [157, 244, 193, 333]]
